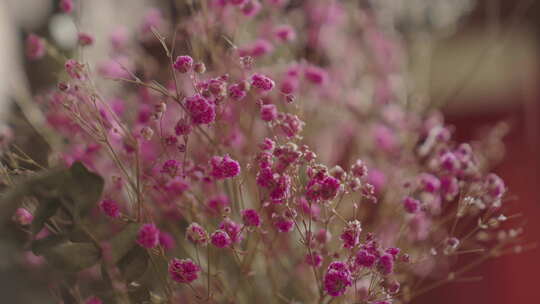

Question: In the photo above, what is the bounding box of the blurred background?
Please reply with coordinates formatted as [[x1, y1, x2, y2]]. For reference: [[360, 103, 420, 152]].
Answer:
[[0, 0, 538, 303]]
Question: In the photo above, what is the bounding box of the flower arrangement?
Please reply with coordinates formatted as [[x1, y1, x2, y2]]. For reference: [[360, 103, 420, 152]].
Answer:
[[0, 1, 530, 304]]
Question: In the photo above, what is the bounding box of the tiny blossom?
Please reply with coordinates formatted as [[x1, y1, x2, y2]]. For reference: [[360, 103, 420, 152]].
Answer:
[[219, 219, 243, 243], [185, 94, 216, 125], [484, 173, 506, 200], [272, 213, 294, 232], [210, 229, 232, 248], [304, 65, 328, 85], [13, 208, 33, 225], [159, 231, 176, 250], [161, 159, 180, 176], [168, 258, 201, 283], [355, 249, 376, 267], [194, 62, 206, 73], [207, 194, 230, 215], [260, 104, 278, 122], [241, 39, 274, 57], [60, 0, 74, 13], [229, 83, 247, 101], [210, 155, 241, 179], [173, 55, 194, 73], [186, 223, 209, 245], [316, 228, 332, 244], [99, 199, 121, 218], [280, 77, 299, 94], [241, 0, 262, 17], [137, 223, 160, 248], [65, 59, 86, 80], [377, 253, 394, 275], [164, 177, 190, 195], [403, 196, 420, 214], [26, 34, 46, 60], [279, 114, 304, 137], [323, 261, 353, 297], [85, 297, 102, 304], [259, 137, 275, 151], [351, 159, 368, 178], [140, 126, 154, 140], [251, 74, 275, 92], [340, 220, 362, 249], [174, 119, 192, 136], [419, 173, 441, 193], [305, 251, 323, 267], [439, 152, 459, 173], [78, 32, 94, 46], [270, 174, 291, 201], [306, 174, 340, 201], [274, 25, 296, 42], [241, 209, 261, 227]]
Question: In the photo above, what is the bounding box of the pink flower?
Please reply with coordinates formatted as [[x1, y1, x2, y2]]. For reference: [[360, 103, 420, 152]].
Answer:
[[241, 1, 262, 17], [260, 104, 278, 122], [355, 250, 376, 267], [377, 253, 394, 275], [251, 73, 275, 92], [207, 194, 230, 215], [304, 66, 328, 85], [274, 25, 296, 42], [210, 155, 241, 179], [65, 59, 86, 80], [185, 94, 216, 125], [168, 258, 200, 283], [85, 296, 102, 304], [186, 223, 209, 245], [26, 34, 46, 60], [323, 261, 352, 296], [173, 55, 194, 73], [241, 209, 261, 227], [13, 208, 33, 225], [159, 231, 176, 250], [219, 219, 244, 243], [60, 0, 74, 13], [99, 199, 121, 218], [305, 251, 323, 267], [137, 223, 160, 248], [340, 220, 362, 249], [403, 197, 420, 214], [210, 229, 232, 248], [175, 118, 192, 136], [78, 32, 94, 46]]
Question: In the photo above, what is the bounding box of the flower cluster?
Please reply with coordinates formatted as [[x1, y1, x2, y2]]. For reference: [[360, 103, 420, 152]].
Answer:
[[1, 1, 526, 304]]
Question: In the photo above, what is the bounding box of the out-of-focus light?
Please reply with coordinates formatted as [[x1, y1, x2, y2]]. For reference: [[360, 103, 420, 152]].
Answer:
[[49, 14, 77, 50]]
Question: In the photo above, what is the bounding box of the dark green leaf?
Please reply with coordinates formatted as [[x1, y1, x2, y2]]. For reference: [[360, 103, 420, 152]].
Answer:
[[62, 162, 105, 218], [109, 223, 141, 264], [32, 235, 101, 272], [31, 198, 61, 235], [118, 246, 150, 283]]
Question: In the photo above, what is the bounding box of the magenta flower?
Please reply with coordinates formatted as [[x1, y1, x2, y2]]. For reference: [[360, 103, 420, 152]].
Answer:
[[26, 34, 46, 60], [99, 199, 121, 219], [186, 222, 209, 245], [210, 155, 241, 179], [241, 209, 261, 227], [210, 229, 232, 248], [173, 55, 194, 73], [185, 94, 216, 125], [323, 261, 352, 297], [168, 258, 200, 283], [137, 223, 160, 249]]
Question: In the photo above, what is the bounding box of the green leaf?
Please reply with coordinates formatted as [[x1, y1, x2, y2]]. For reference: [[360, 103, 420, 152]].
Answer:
[[118, 246, 150, 283], [62, 162, 105, 218], [32, 235, 101, 272], [109, 223, 141, 264], [31, 198, 61, 235]]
